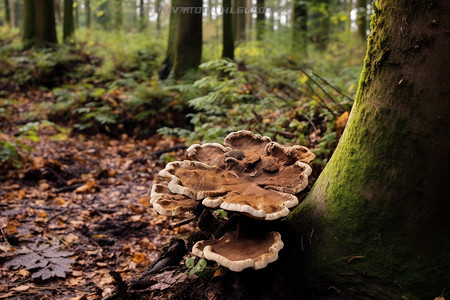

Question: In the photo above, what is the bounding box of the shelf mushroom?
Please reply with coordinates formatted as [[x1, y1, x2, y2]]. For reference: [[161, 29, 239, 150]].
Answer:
[[150, 131, 315, 271]]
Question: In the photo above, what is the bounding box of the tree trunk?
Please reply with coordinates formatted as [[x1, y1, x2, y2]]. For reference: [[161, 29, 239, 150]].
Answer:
[[54, 0, 61, 24], [34, 0, 58, 47], [289, 0, 450, 298], [222, 0, 234, 59], [256, 0, 264, 40], [63, 0, 74, 41], [85, 0, 91, 28], [139, 0, 145, 30], [22, 0, 35, 49], [356, 0, 367, 40], [245, 0, 252, 41], [292, 0, 307, 59], [316, 0, 329, 50], [173, 0, 202, 79], [234, 0, 246, 42], [10, 0, 15, 27], [158, 0, 178, 79], [4, 0, 11, 25], [155, 0, 161, 31], [345, 0, 352, 35], [114, 0, 122, 30]]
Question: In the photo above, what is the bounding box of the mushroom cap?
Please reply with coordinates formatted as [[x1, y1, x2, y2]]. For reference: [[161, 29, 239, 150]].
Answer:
[[158, 131, 314, 220], [150, 183, 197, 216], [192, 231, 284, 272]]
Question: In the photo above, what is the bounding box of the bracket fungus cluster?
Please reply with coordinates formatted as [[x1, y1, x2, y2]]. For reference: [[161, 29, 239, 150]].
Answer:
[[150, 131, 314, 272]]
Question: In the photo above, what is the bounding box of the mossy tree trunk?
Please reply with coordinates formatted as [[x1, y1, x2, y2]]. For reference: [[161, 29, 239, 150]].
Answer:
[[289, 0, 450, 299], [158, 0, 178, 79], [63, 0, 74, 41], [155, 0, 161, 31], [139, 0, 145, 30], [222, 0, 234, 59], [345, 0, 352, 35], [34, 0, 58, 47], [22, 0, 35, 49], [256, 0, 264, 40], [292, 0, 307, 59], [173, 0, 202, 79], [356, 0, 367, 40]]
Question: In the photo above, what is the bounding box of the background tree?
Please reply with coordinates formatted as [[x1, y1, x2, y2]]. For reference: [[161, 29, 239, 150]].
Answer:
[[35, 0, 58, 47], [139, 0, 145, 30], [63, 0, 74, 41], [315, 0, 329, 50], [4, 0, 10, 25], [235, 0, 246, 42], [256, 0, 265, 40], [289, 0, 450, 298], [222, 0, 234, 59], [158, 0, 178, 79], [356, 0, 367, 40], [22, 0, 35, 49], [173, 0, 203, 78], [292, 0, 307, 59], [85, 0, 91, 28]]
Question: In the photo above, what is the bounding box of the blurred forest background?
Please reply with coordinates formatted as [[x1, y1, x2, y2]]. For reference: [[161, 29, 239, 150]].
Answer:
[[0, 0, 372, 173], [0, 1, 375, 298]]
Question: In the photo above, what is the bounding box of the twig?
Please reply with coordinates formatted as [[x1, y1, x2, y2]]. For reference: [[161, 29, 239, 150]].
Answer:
[[311, 71, 354, 102], [170, 217, 196, 229], [109, 271, 130, 300], [347, 255, 365, 263], [55, 183, 84, 193], [148, 144, 187, 157]]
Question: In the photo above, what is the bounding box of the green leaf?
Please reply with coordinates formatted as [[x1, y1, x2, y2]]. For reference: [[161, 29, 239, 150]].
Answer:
[[188, 259, 207, 276], [185, 258, 195, 269]]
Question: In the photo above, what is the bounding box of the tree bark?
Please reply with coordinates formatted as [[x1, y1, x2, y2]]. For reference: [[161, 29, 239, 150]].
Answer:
[[155, 0, 161, 31], [158, 0, 178, 79], [356, 0, 367, 40], [34, 0, 58, 47], [234, 0, 246, 42], [345, 0, 352, 35], [139, 0, 145, 30], [316, 0, 329, 50], [256, 0, 264, 40], [22, 0, 35, 49], [292, 0, 307, 59], [222, 0, 234, 59], [54, 0, 61, 24], [63, 0, 74, 41], [289, 0, 450, 298], [85, 0, 91, 28], [4, 0, 11, 25], [173, 0, 202, 79]]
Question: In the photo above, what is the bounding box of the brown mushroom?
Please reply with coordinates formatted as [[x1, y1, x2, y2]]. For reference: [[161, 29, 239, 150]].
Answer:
[[150, 183, 197, 216], [192, 231, 284, 272]]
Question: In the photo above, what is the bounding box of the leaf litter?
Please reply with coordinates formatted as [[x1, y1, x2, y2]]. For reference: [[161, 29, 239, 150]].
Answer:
[[0, 89, 195, 299]]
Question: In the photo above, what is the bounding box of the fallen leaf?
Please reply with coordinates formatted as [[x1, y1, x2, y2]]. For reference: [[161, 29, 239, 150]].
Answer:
[[335, 111, 349, 136], [74, 180, 95, 193], [55, 197, 66, 206], [11, 285, 30, 292], [132, 252, 147, 263], [5, 223, 18, 235], [130, 215, 142, 222], [37, 211, 48, 218], [64, 233, 79, 244], [138, 197, 150, 207], [17, 269, 30, 277]]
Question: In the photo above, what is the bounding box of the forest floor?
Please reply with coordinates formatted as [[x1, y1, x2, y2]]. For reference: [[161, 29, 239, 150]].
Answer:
[[0, 89, 199, 299]]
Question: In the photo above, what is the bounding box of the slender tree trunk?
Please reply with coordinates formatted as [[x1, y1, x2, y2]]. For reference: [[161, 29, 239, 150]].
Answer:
[[139, 0, 145, 30], [10, 0, 15, 27], [292, 0, 307, 59], [222, 0, 234, 59], [207, 0, 212, 20], [256, 0, 265, 40], [245, 0, 252, 41], [63, 0, 74, 40], [155, 0, 161, 31], [345, 0, 352, 35], [4, 0, 11, 25], [74, 0, 79, 28], [85, 0, 91, 28], [235, 0, 246, 42], [114, 0, 122, 30], [316, 0, 329, 50], [34, 0, 58, 47], [173, 0, 202, 78], [158, 0, 178, 79], [54, 0, 61, 24], [289, 0, 450, 298], [22, 0, 35, 49], [356, 0, 367, 40]]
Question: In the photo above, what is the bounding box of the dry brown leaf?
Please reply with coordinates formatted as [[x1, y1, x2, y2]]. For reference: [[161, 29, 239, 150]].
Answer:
[[16, 269, 30, 277], [96, 262, 108, 267], [37, 210, 48, 218], [138, 197, 150, 207], [18, 190, 26, 200], [64, 233, 79, 244], [130, 215, 142, 222], [72, 270, 83, 277], [74, 180, 95, 193], [335, 111, 349, 136], [11, 285, 30, 292], [131, 252, 147, 263], [5, 222, 18, 235], [55, 197, 66, 206]]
